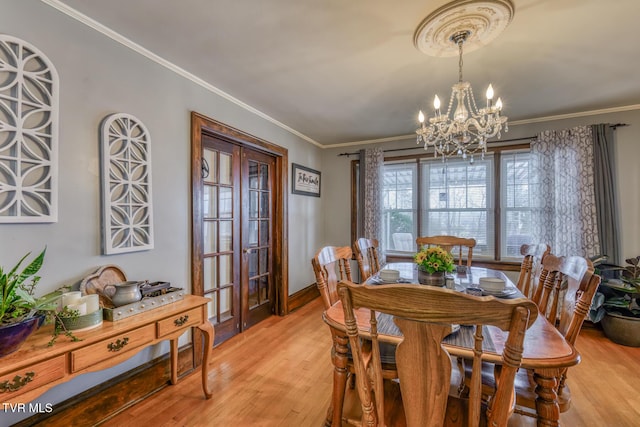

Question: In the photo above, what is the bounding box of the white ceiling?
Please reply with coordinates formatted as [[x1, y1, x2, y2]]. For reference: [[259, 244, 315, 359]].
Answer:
[[51, 0, 640, 146]]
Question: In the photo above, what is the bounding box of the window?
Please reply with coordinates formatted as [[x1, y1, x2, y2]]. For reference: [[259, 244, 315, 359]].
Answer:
[[375, 147, 533, 261]]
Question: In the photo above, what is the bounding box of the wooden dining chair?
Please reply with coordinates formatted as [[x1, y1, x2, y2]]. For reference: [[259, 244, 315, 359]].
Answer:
[[470, 254, 601, 419], [516, 243, 551, 299], [311, 246, 354, 309], [353, 237, 381, 282], [311, 246, 397, 426], [338, 280, 538, 427], [416, 235, 476, 269]]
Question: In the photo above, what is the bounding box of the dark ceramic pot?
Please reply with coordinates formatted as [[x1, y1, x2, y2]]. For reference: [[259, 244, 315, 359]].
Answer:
[[601, 312, 640, 347], [418, 269, 445, 286], [0, 315, 44, 357]]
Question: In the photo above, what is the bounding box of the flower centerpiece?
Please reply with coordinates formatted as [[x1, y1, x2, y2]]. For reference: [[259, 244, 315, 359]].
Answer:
[[414, 246, 455, 286]]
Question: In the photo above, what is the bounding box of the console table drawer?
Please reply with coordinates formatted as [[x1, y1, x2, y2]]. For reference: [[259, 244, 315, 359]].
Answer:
[[0, 355, 66, 398], [157, 307, 202, 338], [71, 324, 155, 372]]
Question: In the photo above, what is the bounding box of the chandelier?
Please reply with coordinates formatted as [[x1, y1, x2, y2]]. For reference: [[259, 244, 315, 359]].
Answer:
[[413, 0, 514, 163]]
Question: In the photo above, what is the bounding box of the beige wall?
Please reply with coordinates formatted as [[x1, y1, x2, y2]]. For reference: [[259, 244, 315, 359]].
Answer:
[[321, 108, 640, 262]]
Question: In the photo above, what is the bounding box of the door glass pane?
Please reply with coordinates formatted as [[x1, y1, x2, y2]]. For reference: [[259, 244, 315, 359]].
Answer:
[[220, 287, 232, 322], [248, 250, 258, 278], [248, 220, 258, 246], [259, 248, 268, 274], [219, 254, 232, 285], [203, 221, 217, 253], [203, 185, 217, 219], [219, 220, 232, 252], [260, 276, 269, 302], [248, 278, 258, 307], [249, 161, 258, 189], [260, 220, 269, 245], [203, 257, 217, 291], [207, 297, 217, 319], [249, 190, 258, 218], [219, 152, 232, 185], [259, 192, 269, 218], [259, 163, 269, 189], [219, 187, 232, 218], [202, 149, 217, 182]]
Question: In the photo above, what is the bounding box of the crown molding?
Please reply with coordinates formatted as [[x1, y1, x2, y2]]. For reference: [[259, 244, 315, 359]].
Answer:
[[41, 0, 322, 148]]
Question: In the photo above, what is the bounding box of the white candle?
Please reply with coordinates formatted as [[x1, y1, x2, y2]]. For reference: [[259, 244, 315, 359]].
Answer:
[[80, 294, 100, 314], [67, 302, 87, 316], [61, 291, 82, 307]]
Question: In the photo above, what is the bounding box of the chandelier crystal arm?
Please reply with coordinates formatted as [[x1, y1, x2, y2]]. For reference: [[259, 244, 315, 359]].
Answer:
[[415, 28, 508, 163]]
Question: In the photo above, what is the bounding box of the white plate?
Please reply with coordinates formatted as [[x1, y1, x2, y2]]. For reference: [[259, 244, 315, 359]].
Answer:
[[481, 287, 518, 297]]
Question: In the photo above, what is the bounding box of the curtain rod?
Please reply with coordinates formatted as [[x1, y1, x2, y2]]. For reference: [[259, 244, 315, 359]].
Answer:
[[337, 135, 536, 157], [611, 123, 628, 129], [337, 123, 630, 157]]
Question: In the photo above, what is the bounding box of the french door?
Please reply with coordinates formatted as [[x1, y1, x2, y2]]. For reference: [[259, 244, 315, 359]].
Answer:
[[199, 136, 276, 344]]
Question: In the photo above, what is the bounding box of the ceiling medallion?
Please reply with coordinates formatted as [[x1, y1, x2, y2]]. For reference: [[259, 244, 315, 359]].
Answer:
[[414, 0, 515, 57], [414, 0, 514, 162]]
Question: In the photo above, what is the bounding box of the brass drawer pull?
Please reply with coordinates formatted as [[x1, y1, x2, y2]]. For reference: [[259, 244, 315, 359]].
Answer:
[[107, 337, 130, 352], [0, 371, 35, 393], [174, 315, 189, 327]]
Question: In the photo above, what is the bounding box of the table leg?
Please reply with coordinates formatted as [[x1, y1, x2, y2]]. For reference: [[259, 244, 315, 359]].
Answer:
[[533, 368, 560, 427], [198, 321, 215, 399], [326, 327, 349, 427], [170, 338, 179, 385]]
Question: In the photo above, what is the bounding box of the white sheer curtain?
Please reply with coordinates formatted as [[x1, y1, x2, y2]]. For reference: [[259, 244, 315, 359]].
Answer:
[[358, 148, 384, 261], [531, 126, 600, 257]]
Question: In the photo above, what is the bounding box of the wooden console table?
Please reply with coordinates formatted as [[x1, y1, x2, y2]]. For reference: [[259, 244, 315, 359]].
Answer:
[[0, 295, 214, 405]]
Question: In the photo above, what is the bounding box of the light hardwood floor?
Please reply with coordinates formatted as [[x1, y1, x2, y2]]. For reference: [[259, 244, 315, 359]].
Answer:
[[102, 298, 640, 427]]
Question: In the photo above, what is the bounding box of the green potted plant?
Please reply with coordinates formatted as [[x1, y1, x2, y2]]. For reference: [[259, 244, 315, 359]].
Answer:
[[590, 256, 640, 347], [0, 248, 79, 357], [414, 245, 455, 286]]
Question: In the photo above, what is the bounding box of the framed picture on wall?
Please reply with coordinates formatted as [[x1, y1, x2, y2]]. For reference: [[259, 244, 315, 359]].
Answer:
[[292, 163, 321, 197]]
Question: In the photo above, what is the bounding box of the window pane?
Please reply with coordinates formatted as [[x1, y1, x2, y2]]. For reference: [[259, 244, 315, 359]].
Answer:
[[381, 162, 417, 252]]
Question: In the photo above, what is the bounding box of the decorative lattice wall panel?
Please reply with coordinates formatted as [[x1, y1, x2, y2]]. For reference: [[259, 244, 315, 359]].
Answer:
[[0, 35, 59, 222], [100, 113, 154, 254]]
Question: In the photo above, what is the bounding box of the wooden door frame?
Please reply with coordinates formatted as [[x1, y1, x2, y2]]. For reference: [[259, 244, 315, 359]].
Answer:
[[191, 112, 289, 357]]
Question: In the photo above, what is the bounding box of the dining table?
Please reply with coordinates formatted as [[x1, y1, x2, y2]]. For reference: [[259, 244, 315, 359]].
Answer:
[[322, 262, 580, 427]]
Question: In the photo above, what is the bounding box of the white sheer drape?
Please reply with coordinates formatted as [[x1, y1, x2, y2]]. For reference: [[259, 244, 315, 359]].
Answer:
[[531, 126, 600, 257]]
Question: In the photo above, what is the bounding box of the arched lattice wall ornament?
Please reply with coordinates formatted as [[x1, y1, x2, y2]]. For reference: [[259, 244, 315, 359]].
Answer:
[[100, 113, 154, 254], [0, 35, 59, 222]]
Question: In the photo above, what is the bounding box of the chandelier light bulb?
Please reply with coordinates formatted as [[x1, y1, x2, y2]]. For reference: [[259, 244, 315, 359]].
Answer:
[[486, 84, 494, 100], [418, 110, 425, 123], [496, 97, 503, 110], [433, 95, 441, 110]]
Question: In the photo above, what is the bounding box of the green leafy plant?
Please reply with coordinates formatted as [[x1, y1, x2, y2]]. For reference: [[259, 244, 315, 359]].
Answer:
[[49, 306, 82, 346], [0, 248, 80, 345], [590, 256, 640, 322], [414, 246, 455, 274]]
